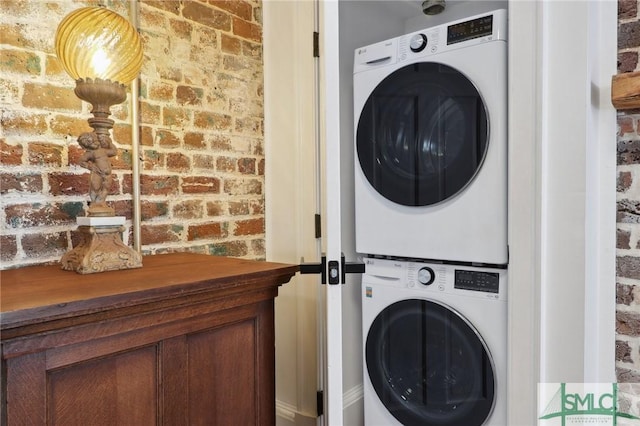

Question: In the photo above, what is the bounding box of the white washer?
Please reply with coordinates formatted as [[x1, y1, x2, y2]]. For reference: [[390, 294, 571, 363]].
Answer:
[[353, 10, 508, 265], [362, 257, 507, 426]]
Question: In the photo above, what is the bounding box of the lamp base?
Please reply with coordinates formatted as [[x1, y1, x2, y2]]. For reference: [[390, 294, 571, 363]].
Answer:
[[61, 224, 142, 274]]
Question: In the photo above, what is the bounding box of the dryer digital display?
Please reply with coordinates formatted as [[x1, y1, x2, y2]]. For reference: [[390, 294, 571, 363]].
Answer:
[[447, 15, 493, 45]]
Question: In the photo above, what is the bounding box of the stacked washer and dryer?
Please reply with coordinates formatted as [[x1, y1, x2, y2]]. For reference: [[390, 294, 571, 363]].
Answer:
[[354, 10, 508, 426]]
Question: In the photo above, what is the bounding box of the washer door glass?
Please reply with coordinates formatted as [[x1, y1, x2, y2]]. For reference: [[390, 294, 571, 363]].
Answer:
[[366, 299, 495, 426], [356, 62, 488, 206]]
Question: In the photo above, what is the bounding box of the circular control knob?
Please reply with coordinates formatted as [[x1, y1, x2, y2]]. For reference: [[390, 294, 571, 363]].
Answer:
[[409, 34, 428, 53], [417, 267, 435, 285]]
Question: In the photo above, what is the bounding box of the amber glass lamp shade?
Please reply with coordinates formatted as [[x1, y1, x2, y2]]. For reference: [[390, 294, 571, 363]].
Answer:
[[54, 6, 143, 85]]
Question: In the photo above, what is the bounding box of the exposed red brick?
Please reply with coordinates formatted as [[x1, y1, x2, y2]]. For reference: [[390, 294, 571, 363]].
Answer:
[[221, 34, 242, 54], [194, 154, 214, 169], [618, 255, 640, 279], [210, 0, 253, 20], [617, 310, 640, 337], [112, 124, 133, 146], [111, 199, 133, 219], [237, 157, 256, 174], [140, 126, 154, 146], [143, 150, 165, 170], [141, 200, 169, 220], [619, 20, 640, 50], [28, 142, 63, 166], [234, 218, 264, 236], [170, 19, 193, 39], [258, 158, 265, 175], [182, 1, 231, 31], [0, 49, 40, 75], [618, 139, 640, 164], [217, 156, 236, 172], [157, 130, 181, 148], [141, 224, 183, 245], [167, 153, 191, 171], [143, 0, 181, 15], [1, 140, 23, 165], [21, 232, 67, 258], [619, 116, 635, 136], [617, 340, 633, 363], [176, 85, 203, 106], [188, 222, 226, 240], [140, 101, 161, 125], [618, 228, 632, 249], [140, 175, 180, 196], [0, 234, 17, 261], [1, 112, 48, 136], [224, 178, 262, 195], [50, 115, 90, 138], [618, 283, 635, 305], [22, 83, 81, 112], [194, 112, 232, 130], [619, 51, 638, 73], [173, 200, 204, 219], [182, 176, 220, 194], [620, 0, 638, 20], [207, 201, 226, 216], [229, 201, 249, 215], [149, 81, 175, 102], [209, 240, 248, 257], [1, 173, 43, 194], [242, 40, 262, 59], [5, 202, 84, 228], [232, 17, 261, 42], [618, 171, 633, 192], [184, 132, 206, 149], [49, 172, 92, 196], [250, 199, 264, 215], [163, 107, 190, 128]]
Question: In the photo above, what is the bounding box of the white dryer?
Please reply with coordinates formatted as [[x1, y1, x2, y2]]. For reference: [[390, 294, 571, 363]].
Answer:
[[353, 10, 508, 265], [362, 257, 507, 426]]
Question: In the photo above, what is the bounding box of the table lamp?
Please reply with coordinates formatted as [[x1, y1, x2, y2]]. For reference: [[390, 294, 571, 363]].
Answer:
[[55, 6, 143, 273]]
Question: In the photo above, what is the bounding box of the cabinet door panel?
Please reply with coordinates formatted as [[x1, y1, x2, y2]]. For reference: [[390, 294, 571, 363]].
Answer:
[[188, 319, 256, 425], [48, 345, 157, 425]]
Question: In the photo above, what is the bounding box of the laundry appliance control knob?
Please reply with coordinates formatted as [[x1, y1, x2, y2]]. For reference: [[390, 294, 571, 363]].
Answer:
[[417, 266, 435, 286], [409, 34, 428, 52]]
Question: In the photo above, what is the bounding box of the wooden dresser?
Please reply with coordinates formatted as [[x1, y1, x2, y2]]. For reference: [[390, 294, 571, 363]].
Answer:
[[0, 253, 297, 425]]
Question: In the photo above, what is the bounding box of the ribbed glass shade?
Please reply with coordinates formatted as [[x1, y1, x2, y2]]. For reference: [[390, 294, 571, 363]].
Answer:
[[55, 7, 143, 84]]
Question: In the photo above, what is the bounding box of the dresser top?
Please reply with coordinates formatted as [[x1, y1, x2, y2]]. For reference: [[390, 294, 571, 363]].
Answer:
[[1, 253, 298, 332]]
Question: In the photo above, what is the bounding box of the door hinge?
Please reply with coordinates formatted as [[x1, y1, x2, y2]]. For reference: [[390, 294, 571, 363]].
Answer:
[[315, 213, 321, 239], [313, 31, 320, 57], [317, 390, 324, 417]]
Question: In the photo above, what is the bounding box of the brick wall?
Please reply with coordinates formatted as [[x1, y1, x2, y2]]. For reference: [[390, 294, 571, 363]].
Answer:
[[0, 0, 265, 268], [617, 0, 640, 383]]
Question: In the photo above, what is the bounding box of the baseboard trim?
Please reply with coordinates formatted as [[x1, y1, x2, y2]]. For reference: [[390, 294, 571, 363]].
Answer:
[[276, 399, 297, 423]]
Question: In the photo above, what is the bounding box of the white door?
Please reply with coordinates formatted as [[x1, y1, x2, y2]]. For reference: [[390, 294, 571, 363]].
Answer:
[[318, 1, 344, 424]]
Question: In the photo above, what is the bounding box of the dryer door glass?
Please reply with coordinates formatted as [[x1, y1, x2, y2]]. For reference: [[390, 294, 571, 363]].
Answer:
[[356, 62, 488, 207], [366, 299, 495, 426]]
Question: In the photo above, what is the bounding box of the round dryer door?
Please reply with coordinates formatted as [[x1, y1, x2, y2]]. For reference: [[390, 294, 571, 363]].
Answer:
[[366, 299, 495, 426], [356, 62, 488, 207]]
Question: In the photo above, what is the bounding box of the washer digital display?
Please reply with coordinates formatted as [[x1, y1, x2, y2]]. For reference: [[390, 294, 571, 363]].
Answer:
[[454, 270, 500, 293]]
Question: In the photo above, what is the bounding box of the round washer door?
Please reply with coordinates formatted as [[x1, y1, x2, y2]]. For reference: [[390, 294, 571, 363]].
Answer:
[[356, 62, 488, 207], [366, 299, 495, 426]]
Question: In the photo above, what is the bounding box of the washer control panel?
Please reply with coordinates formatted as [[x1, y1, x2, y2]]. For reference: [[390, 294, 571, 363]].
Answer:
[[363, 257, 506, 301], [454, 269, 499, 294]]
